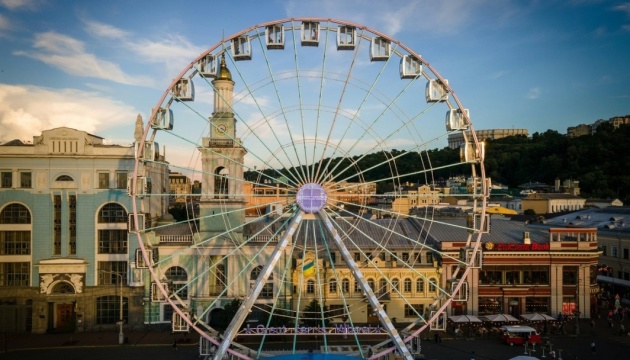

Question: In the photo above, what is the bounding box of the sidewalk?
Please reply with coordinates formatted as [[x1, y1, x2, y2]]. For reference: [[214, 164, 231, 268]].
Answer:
[[1, 330, 198, 352]]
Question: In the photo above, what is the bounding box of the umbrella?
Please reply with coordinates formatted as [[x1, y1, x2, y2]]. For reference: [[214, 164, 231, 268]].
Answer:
[[449, 315, 482, 323], [509, 356, 539, 360], [481, 314, 520, 323], [520, 313, 556, 321], [485, 206, 518, 215]]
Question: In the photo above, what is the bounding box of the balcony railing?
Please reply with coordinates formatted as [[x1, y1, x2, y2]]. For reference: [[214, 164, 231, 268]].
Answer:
[[159, 235, 193, 244]]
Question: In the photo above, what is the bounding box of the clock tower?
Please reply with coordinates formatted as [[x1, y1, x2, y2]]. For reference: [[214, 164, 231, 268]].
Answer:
[[198, 53, 247, 242]]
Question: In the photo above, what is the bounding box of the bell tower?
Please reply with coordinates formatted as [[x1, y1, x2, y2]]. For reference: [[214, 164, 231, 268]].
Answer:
[[198, 53, 247, 241]]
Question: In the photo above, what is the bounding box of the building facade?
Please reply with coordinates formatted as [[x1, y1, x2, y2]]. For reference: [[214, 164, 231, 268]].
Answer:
[[0, 124, 169, 333]]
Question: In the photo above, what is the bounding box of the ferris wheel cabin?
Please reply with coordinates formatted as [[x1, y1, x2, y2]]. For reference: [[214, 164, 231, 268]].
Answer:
[[400, 55, 422, 79], [337, 25, 356, 50], [266, 24, 285, 49], [426, 79, 449, 102], [196, 54, 217, 78], [301, 21, 319, 46], [171, 78, 194, 101], [151, 107, 173, 130], [370, 37, 391, 61], [446, 109, 470, 131], [232, 35, 252, 60]]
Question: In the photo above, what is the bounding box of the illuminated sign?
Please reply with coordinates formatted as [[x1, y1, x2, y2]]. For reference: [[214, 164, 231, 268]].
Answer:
[[237, 324, 389, 336], [493, 243, 550, 251]]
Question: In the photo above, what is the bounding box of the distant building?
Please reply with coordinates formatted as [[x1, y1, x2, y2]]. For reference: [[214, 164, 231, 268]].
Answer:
[[447, 129, 528, 149], [522, 193, 586, 214], [168, 172, 192, 204], [567, 124, 593, 138], [585, 198, 623, 209], [567, 114, 630, 137]]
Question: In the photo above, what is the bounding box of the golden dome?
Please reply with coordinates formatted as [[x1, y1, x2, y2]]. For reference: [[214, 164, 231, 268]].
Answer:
[[216, 53, 232, 81]]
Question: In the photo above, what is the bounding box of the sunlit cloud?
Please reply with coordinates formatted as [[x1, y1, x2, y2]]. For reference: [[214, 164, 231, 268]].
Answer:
[[526, 87, 541, 100], [0, 84, 138, 143], [613, 3, 630, 16], [0, 0, 42, 10], [84, 20, 129, 40], [14, 31, 156, 86]]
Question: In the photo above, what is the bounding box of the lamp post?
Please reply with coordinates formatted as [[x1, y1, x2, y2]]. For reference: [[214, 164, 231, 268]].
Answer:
[[101, 270, 124, 344]]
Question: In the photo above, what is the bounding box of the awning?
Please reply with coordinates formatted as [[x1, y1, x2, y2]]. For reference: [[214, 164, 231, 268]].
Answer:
[[480, 314, 520, 322], [448, 315, 482, 323], [597, 275, 630, 288]]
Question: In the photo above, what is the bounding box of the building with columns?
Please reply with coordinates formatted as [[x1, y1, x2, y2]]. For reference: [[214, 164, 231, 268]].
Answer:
[[433, 216, 600, 320]]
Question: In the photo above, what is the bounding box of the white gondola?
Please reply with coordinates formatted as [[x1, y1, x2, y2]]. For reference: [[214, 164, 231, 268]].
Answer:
[[138, 141, 159, 161], [370, 37, 390, 61], [172, 312, 190, 332], [151, 107, 174, 130], [135, 247, 158, 269], [446, 109, 470, 131], [197, 54, 217, 78], [199, 337, 214, 356], [128, 213, 145, 233], [466, 213, 491, 233], [337, 25, 356, 50], [448, 279, 469, 302], [429, 310, 447, 331], [459, 246, 482, 269], [459, 141, 484, 163], [301, 21, 319, 46], [171, 78, 194, 101], [425, 79, 449, 102], [400, 55, 422, 79], [232, 35, 251, 60], [127, 176, 149, 197], [151, 282, 168, 302], [266, 24, 284, 49]]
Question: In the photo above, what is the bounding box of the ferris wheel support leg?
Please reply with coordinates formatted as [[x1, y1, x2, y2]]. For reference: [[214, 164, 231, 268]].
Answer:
[[317, 211, 414, 360], [213, 211, 304, 360]]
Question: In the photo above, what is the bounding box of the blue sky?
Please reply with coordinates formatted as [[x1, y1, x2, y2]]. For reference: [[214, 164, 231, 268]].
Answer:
[[0, 0, 629, 158]]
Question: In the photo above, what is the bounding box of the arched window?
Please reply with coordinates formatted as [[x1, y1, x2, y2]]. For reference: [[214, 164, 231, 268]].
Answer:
[[392, 278, 400, 291], [428, 278, 437, 292], [329, 279, 337, 293], [166, 266, 188, 299], [98, 203, 127, 223], [51, 281, 75, 294], [342, 278, 350, 293], [0, 204, 32, 257], [251, 265, 273, 298], [378, 278, 388, 294], [55, 175, 74, 181], [0, 203, 31, 224], [404, 278, 412, 292], [214, 167, 229, 199], [416, 278, 425, 293], [307, 279, 315, 294]]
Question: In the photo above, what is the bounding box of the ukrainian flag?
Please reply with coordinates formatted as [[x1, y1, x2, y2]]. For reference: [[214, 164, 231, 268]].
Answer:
[[302, 260, 315, 276]]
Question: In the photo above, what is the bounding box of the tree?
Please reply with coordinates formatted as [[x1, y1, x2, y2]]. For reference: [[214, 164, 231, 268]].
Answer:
[[301, 299, 330, 327]]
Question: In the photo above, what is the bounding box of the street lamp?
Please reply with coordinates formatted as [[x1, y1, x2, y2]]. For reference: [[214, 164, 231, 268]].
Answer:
[[101, 270, 125, 344]]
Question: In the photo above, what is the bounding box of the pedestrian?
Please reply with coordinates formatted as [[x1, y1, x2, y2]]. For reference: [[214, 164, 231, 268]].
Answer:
[[470, 350, 475, 360], [172, 339, 178, 351], [434, 333, 439, 344], [591, 340, 596, 354], [550, 349, 556, 359]]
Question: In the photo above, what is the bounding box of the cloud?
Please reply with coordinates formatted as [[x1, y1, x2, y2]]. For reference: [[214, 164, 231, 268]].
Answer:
[[14, 31, 156, 86], [526, 87, 541, 100], [0, 13, 9, 35], [84, 20, 129, 40], [0, 0, 41, 10], [0, 84, 138, 143], [613, 3, 630, 16]]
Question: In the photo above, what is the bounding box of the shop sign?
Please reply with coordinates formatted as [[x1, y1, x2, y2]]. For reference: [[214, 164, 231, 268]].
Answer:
[[485, 242, 550, 251]]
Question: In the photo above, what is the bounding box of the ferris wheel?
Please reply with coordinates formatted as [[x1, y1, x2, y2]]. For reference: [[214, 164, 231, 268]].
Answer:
[[131, 18, 487, 360]]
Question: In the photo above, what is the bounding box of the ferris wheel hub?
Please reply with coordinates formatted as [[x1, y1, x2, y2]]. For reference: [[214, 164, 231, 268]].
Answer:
[[296, 182, 327, 213]]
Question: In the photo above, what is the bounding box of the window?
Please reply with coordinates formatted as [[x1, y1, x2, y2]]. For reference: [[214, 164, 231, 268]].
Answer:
[[98, 172, 109, 189], [0, 262, 30, 286], [166, 266, 189, 299], [392, 278, 400, 291], [329, 279, 337, 293], [426, 252, 433, 265], [342, 278, 350, 293], [20, 172, 31, 188], [416, 278, 425, 292], [0, 203, 31, 224], [307, 280, 315, 294], [404, 304, 424, 317], [98, 230, 127, 254], [1, 171, 12, 188], [402, 252, 409, 262], [354, 280, 361, 293], [98, 262, 127, 285], [69, 194, 76, 255], [53, 195, 61, 255], [55, 175, 73, 181], [624, 248, 629, 260], [0, 231, 30, 255], [562, 266, 578, 285], [354, 252, 361, 261], [96, 296, 128, 324], [378, 278, 388, 294], [404, 278, 412, 292], [251, 265, 273, 298], [414, 252, 422, 264], [98, 203, 127, 223], [115, 173, 127, 190], [428, 278, 437, 292], [612, 246, 618, 258], [601, 246, 607, 256]]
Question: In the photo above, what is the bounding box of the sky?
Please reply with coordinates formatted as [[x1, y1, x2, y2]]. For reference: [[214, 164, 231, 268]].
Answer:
[[1, 0, 629, 168]]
